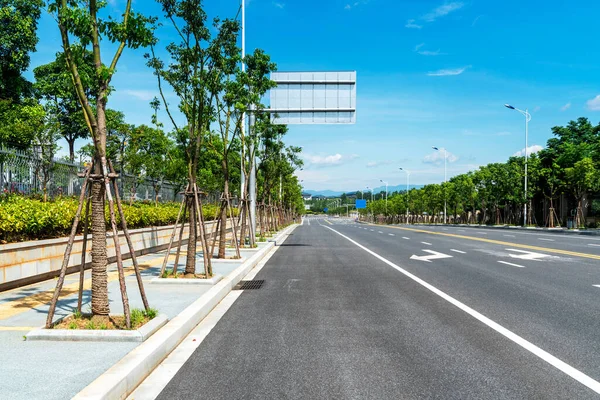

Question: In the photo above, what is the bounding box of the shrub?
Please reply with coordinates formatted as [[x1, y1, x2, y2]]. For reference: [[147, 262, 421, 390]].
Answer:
[[0, 194, 230, 244]]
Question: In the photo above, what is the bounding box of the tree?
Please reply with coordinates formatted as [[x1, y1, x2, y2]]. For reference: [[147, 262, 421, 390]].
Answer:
[[565, 157, 598, 227], [33, 48, 94, 161], [0, 0, 45, 150], [147, 0, 224, 276], [48, 0, 155, 318]]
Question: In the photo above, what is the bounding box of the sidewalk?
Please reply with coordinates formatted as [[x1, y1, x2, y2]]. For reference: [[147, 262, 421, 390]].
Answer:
[[0, 234, 284, 400]]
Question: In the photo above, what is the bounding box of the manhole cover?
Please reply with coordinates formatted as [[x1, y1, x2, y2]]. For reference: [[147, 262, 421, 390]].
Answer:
[[233, 280, 265, 290]]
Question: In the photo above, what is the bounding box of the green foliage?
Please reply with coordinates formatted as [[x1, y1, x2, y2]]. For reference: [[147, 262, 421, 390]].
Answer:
[[0, 195, 231, 243]]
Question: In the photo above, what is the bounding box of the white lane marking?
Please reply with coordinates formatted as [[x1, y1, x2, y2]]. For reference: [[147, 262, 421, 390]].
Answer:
[[323, 225, 600, 395], [402, 237, 410, 240], [506, 248, 549, 261], [370, 229, 374, 232], [589, 244, 600, 247], [504, 235, 516, 238], [450, 249, 466, 254], [498, 261, 526, 268], [458, 229, 466, 232], [442, 228, 448, 231], [538, 238, 554, 242], [389, 233, 395, 236], [301, 218, 304, 225], [593, 285, 600, 288], [477, 232, 487, 235], [410, 250, 453, 263], [421, 242, 432, 246], [378, 231, 383, 234], [307, 218, 311, 226]]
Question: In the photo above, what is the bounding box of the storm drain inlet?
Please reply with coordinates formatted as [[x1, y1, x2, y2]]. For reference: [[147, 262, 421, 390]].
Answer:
[[233, 280, 265, 290]]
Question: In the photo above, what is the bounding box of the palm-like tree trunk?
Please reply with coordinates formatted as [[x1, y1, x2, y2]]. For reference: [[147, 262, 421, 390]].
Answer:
[[90, 160, 109, 315]]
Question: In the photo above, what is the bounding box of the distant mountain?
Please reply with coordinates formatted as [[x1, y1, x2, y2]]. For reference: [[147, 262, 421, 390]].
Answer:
[[304, 185, 422, 197]]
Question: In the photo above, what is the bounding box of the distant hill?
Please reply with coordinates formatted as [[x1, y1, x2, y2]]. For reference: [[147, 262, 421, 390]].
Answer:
[[304, 185, 422, 197]]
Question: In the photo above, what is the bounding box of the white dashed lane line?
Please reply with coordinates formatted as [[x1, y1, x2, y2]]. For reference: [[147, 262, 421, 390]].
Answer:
[[421, 242, 432, 246], [402, 237, 410, 240], [498, 261, 525, 268], [539, 238, 554, 242], [450, 249, 466, 254], [388, 233, 395, 236]]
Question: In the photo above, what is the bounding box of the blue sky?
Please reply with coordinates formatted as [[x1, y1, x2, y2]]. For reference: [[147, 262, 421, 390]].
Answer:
[[27, 0, 600, 191]]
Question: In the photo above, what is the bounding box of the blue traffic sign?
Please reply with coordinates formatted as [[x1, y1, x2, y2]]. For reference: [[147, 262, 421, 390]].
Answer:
[[355, 199, 367, 209], [324, 207, 329, 213]]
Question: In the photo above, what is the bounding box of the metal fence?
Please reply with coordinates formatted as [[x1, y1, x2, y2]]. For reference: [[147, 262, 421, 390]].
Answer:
[[0, 146, 194, 203]]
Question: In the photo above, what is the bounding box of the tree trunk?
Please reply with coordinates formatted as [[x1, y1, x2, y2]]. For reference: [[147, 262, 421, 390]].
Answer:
[[90, 161, 109, 315], [68, 139, 76, 163], [185, 193, 197, 275], [218, 166, 229, 259]]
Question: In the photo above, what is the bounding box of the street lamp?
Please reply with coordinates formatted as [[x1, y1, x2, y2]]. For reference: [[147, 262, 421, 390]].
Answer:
[[380, 179, 388, 215], [399, 168, 410, 219], [432, 146, 447, 224], [505, 103, 531, 227]]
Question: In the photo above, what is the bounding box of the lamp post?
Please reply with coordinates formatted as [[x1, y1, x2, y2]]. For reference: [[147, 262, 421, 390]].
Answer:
[[380, 179, 388, 215], [399, 168, 410, 219], [432, 147, 447, 224], [505, 104, 531, 227]]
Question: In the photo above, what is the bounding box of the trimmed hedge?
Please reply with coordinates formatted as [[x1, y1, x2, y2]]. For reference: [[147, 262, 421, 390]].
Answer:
[[0, 195, 237, 244]]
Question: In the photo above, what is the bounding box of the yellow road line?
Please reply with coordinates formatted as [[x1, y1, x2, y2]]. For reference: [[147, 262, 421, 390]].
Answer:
[[0, 326, 37, 331], [325, 219, 333, 225], [0, 256, 166, 321], [370, 224, 600, 261]]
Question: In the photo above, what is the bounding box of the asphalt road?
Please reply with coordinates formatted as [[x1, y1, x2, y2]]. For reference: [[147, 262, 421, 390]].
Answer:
[[156, 217, 600, 399]]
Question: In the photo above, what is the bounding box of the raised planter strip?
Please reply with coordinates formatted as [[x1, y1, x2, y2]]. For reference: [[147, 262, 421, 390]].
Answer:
[[25, 314, 168, 342]]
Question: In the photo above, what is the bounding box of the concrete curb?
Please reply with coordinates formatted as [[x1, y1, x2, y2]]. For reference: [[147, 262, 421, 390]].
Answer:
[[73, 224, 298, 400], [25, 314, 169, 343], [149, 274, 223, 285]]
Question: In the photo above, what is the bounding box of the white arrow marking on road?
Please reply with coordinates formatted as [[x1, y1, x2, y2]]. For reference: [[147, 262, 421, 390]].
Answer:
[[410, 250, 453, 263], [506, 248, 550, 261]]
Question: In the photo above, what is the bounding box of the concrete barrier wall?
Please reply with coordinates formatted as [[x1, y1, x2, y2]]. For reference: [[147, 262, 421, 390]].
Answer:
[[0, 221, 228, 291]]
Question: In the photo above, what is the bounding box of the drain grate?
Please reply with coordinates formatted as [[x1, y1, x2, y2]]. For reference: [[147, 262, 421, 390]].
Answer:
[[233, 280, 265, 290]]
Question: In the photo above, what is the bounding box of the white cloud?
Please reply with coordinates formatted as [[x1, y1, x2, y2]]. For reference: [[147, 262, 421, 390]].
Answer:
[[418, 49, 443, 56], [472, 15, 483, 26], [513, 145, 544, 157], [121, 89, 157, 101], [423, 149, 459, 164], [366, 160, 394, 168], [415, 43, 425, 51], [533, 106, 541, 112], [587, 95, 600, 111], [405, 19, 422, 29], [422, 2, 465, 22], [427, 66, 470, 76], [560, 102, 571, 111], [345, 0, 369, 9], [273, 2, 285, 8], [303, 153, 358, 168]]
